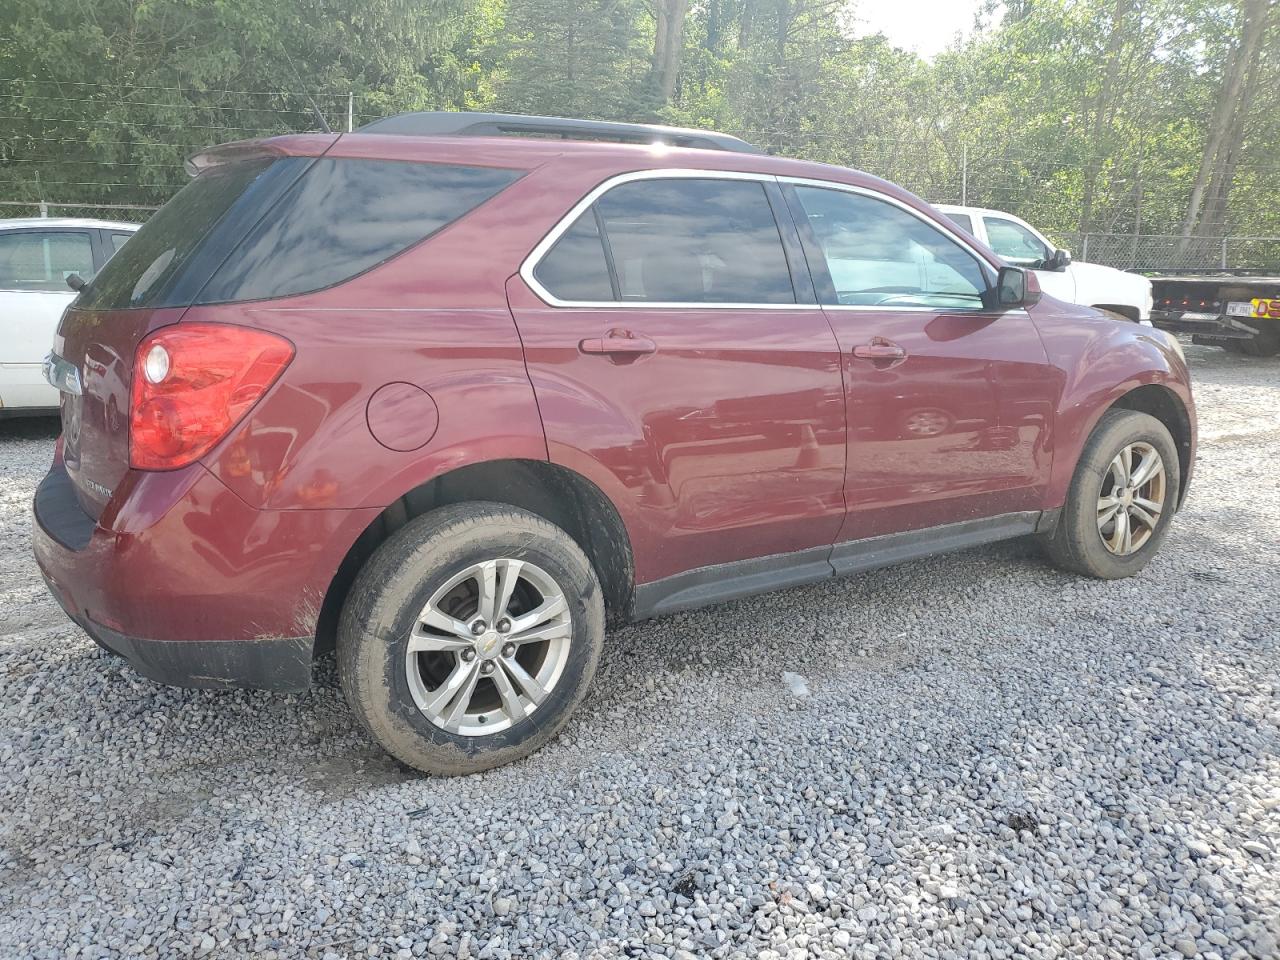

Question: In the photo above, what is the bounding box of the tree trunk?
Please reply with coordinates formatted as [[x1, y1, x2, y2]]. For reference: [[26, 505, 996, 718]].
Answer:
[[1178, 0, 1270, 244], [1199, 4, 1270, 235], [1078, 0, 1132, 236], [652, 0, 690, 103]]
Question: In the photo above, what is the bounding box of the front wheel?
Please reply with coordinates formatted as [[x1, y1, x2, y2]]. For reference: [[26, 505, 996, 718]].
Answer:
[[1042, 410, 1181, 579], [338, 503, 605, 775]]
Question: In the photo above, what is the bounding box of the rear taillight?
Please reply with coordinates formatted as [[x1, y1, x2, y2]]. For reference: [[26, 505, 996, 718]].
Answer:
[[129, 323, 293, 470]]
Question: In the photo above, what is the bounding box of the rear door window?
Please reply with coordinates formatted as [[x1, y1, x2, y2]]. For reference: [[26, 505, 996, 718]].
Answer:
[[109, 232, 132, 253], [197, 160, 523, 303], [0, 231, 95, 291], [595, 178, 795, 304]]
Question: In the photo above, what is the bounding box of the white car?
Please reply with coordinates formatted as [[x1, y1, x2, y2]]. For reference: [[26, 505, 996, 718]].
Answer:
[[0, 218, 140, 416], [935, 205, 1153, 322]]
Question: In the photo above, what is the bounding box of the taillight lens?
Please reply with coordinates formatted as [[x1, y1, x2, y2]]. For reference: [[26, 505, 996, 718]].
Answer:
[[130, 323, 294, 470]]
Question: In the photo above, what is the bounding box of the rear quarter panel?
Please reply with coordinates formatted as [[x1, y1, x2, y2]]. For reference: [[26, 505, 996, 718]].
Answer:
[[1032, 302, 1195, 507]]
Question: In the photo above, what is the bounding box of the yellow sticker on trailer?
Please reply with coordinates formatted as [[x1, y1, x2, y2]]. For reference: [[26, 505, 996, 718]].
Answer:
[[1252, 298, 1280, 318]]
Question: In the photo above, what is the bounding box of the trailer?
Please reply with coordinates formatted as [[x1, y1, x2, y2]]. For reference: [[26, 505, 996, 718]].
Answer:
[[1148, 272, 1280, 356]]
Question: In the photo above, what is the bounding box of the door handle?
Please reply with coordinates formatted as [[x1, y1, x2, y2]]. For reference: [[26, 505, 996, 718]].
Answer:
[[853, 339, 907, 365], [579, 330, 657, 357]]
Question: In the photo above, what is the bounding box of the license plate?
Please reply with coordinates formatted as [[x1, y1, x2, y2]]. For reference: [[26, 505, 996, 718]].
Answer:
[[1250, 297, 1280, 318], [1226, 301, 1254, 317]]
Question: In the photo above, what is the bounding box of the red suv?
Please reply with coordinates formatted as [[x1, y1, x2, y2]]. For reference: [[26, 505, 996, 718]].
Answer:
[[33, 113, 1195, 774]]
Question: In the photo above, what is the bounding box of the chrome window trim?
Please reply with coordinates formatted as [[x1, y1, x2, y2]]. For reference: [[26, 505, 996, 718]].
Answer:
[[520, 168, 1005, 312]]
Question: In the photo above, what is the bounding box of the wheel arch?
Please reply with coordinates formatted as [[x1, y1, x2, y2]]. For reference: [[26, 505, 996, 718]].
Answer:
[[1092, 304, 1140, 322], [314, 459, 635, 657], [1103, 383, 1193, 508]]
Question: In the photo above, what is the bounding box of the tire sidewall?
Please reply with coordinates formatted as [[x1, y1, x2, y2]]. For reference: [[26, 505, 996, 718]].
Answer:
[[341, 507, 604, 773]]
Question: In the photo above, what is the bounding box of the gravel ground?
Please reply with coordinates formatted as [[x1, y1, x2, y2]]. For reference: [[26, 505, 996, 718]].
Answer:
[[1, 342, 1277, 960]]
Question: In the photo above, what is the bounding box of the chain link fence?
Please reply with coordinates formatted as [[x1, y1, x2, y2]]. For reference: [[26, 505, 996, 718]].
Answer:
[[0, 200, 160, 221], [1068, 233, 1280, 274]]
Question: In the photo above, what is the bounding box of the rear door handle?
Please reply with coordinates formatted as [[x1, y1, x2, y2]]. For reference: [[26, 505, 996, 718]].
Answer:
[[579, 330, 657, 357], [852, 339, 907, 364]]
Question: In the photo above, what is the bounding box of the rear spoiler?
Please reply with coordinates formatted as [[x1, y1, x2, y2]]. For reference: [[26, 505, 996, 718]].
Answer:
[[184, 134, 339, 177]]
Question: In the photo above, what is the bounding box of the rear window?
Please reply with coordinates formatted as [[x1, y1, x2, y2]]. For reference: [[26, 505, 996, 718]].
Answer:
[[78, 157, 522, 310], [197, 159, 523, 303], [78, 158, 299, 310]]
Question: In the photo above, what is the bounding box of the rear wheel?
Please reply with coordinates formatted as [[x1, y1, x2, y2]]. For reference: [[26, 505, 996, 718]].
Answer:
[[1238, 326, 1280, 357], [338, 503, 605, 775], [1042, 410, 1180, 579]]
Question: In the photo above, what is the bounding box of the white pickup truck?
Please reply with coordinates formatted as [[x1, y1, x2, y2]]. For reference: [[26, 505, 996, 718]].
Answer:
[[936, 205, 1153, 322], [0, 218, 139, 416]]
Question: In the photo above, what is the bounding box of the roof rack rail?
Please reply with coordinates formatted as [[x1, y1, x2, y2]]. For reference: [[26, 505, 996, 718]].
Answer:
[[356, 111, 761, 155]]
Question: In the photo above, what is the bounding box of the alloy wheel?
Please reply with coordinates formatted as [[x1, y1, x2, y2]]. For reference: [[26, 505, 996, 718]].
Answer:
[[405, 559, 572, 736], [1096, 441, 1166, 555]]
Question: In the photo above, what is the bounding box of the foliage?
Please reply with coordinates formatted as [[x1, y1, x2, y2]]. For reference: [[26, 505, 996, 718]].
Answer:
[[1, 0, 1276, 241]]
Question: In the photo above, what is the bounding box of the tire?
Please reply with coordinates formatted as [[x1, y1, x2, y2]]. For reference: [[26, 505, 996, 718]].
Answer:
[[337, 502, 605, 775], [1042, 410, 1181, 579], [1238, 328, 1280, 357], [1222, 339, 1249, 355]]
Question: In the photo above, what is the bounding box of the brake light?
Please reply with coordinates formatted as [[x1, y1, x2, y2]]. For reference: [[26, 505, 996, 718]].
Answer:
[[129, 323, 293, 470]]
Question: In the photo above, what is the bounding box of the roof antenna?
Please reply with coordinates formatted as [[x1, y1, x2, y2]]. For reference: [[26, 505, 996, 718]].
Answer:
[[279, 44, 333, 134]]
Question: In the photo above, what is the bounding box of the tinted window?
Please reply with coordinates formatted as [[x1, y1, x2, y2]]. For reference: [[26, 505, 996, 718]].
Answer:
[[593, 178, 795, 304], [78, 159, 291, 310], [109, 233, 132, 253], [944, 211, 973, 233], [197, 159, 523, 303], [983, 217, 1050, 265], [794, 187, 988, 309], [533, 210, 613, 301], [0, 231, 94, 291]]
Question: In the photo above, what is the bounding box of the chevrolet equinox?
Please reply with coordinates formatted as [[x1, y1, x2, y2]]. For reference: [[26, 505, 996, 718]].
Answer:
[[33, 113, 1196, 774]]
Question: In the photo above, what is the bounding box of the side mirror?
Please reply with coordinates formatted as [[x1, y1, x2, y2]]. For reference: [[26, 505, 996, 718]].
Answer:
[[1047, 248, 1072, 271], [65, 272, 87, 292], [994, 265, 1041, 308]]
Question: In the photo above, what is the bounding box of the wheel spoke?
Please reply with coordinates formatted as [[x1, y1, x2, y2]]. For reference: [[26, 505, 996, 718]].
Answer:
[[494, 559, 523, 622], [508, 620, 572, 647], [1106, 507, 1129, 553], [407, 626, 473, 655], [421, 660, 478, 721], [1129, 502, 1160, 531], [1097, 501, 1121, 528], [421, 605, 474, 641], [490, 662, 527, 723], [509, 595, 568, 634], [476, 560, 499, 623], [1129, 451, 1164, 489], [1118, 445, 1133, 484], [500, 656, 549, 704], [1133, 495, 1163, 513], [441, 664, 482, 731]]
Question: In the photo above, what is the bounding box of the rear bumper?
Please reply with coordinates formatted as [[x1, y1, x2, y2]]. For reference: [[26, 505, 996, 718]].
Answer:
[[42, 575, 312, 690], [1149, 311, 1258, 339], [32, 456, 378, 692]]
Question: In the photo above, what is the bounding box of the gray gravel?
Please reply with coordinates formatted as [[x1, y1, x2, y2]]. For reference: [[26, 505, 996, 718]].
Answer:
[[1, 342, 1278, 960]]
